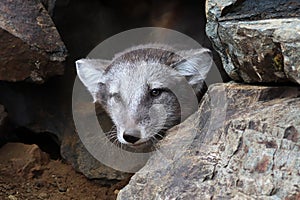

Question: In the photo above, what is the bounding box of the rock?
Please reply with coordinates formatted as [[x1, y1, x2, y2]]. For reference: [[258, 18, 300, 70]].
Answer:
[[206, 0, 300, 84], [8, 195, 18, 200], [0, 143, 50, 178], [38, 192, 50, 199], [117, 83, 300, 199], [0, 0, 67, 83]]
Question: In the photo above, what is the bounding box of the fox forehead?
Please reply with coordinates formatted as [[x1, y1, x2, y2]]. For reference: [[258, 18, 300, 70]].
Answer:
[[105, 61, 177, 102], [76, 44, 212, 104]]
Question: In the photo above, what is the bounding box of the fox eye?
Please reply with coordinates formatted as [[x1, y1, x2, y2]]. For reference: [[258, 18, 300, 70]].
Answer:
[[110, 93, 122, 102], [150, 89, 162, 97]]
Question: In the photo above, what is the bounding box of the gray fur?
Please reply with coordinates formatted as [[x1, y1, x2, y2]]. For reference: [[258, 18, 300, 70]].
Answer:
[[76, 44, 212, 149]]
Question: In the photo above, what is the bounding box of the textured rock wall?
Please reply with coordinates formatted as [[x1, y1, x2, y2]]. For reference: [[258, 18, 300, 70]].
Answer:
[[0, 0, 66, 83], [206, 0, 300, 84], [118, 83, 300, 199]]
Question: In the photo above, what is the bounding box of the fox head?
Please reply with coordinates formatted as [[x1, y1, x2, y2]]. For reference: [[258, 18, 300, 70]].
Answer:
[[76, 44, 212, 149]]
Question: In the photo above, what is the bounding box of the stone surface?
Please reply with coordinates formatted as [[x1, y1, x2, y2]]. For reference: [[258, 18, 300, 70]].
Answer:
[[0, 143, 50, 178], [206, 0, 300, 84], [0, 0, 67, 83], [118, 83, 300, 199]]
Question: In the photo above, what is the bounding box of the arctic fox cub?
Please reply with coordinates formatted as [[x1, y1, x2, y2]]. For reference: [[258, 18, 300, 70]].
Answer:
[[76, 44, 212, 149]]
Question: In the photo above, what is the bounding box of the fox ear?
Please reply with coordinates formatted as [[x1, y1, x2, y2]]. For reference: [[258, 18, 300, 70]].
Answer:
[[174, 48, 212, 86], [75, 59, 110, 102]]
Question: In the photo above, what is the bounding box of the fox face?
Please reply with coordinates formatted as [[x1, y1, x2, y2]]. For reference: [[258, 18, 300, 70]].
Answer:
[[76, 44, 212, 149]]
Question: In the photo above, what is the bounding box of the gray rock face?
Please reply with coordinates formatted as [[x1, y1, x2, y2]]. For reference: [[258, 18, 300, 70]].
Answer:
[[117, 83, 300, 200], [206, 0, 300, 84]]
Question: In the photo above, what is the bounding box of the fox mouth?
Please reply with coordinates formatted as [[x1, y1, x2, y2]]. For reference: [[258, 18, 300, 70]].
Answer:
[[126, 131, 167, 151], [130, 141, 148, 147], [128, 139, 151, 148], [123, 139, 156, 153]]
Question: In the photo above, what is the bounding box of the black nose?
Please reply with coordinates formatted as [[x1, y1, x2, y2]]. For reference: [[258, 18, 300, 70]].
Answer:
[[123, 129, 141, 144]]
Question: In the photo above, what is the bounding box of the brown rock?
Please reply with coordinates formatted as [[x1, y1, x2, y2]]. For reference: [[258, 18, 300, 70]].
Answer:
[[0, 0, 67, 83], [0, 143, 50, 178]]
